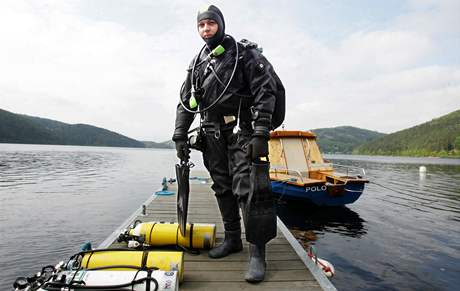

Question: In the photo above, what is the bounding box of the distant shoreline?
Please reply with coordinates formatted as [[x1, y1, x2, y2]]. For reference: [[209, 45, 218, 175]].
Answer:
[[2, 142, 458, 160], [0, 142, 174, 150]]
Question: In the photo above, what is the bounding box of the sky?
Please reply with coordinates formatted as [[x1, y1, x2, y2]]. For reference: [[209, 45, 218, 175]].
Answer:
[[1, 0, 459, 141]]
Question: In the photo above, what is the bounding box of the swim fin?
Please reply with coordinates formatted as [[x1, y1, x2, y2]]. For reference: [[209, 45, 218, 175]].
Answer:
[[245, 160, 277, 244], [176, 158, 191, 237]]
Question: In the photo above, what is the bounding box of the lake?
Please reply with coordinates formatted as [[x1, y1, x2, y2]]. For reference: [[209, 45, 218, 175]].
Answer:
[[1, 144, 459, 290]]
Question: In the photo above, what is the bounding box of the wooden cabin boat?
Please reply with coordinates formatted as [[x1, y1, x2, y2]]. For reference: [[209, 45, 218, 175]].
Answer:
[[268, 130, 368, 206]]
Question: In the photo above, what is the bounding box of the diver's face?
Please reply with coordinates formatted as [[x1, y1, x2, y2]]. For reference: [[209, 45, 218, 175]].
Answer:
[[198, 19, 218, 40]]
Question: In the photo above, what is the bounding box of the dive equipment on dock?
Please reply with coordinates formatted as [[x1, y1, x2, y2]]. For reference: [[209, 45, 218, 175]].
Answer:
[[13, 249, 181, 290], [38, 270, 178, 291], [155, 177, 175, 196], [118, 221, 216, 250], [79, 249, 184, 281]]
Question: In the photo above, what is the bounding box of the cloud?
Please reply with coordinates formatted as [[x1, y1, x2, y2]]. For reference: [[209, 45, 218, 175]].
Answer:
[[399, 0, 460, 36], [0, 0, 195, 140], [268, 1, 459, 134], [0, 0, 459, 140]]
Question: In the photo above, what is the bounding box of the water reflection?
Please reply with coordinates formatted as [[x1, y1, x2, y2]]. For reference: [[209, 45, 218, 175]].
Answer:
[[331, 159, 460, 222], [322, 157, 460, 291], [277, 200, 367, 247]]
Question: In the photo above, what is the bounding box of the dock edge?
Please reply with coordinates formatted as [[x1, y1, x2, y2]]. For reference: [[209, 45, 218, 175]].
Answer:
[[276, 217, 337, 291]]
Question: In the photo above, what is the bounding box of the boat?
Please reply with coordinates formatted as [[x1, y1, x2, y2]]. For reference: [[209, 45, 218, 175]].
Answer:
[[268, 130, 368, 206]]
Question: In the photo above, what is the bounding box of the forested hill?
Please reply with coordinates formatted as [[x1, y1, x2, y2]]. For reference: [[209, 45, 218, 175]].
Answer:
[[310, 126, 385, 154], [142, 140, 174, 149], [354, 109, 460, 157], [0, 108, 145, 148]]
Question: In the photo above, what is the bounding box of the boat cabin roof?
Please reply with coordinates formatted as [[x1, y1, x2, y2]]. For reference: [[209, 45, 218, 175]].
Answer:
[[269, 130, 333, 184], [270, 130, 317, 139]]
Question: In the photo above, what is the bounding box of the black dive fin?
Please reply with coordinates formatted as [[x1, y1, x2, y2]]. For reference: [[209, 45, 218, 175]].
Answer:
[[176, 160, 190, 237], [245, 160, 277, 244]]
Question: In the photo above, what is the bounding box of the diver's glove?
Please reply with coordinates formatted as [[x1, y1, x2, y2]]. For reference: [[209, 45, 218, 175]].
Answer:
[[175, 140, 190, 161], [247, 124, 270, 160], [248, 136, 269, 160]]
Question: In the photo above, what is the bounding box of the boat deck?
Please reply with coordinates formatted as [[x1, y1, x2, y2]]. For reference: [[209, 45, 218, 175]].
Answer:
[[270, 173, 325, 185], [100, 173, 336, 291]]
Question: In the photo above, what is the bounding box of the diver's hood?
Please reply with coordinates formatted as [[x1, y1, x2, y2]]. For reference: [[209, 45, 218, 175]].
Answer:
[[197, 5, 225, 49]]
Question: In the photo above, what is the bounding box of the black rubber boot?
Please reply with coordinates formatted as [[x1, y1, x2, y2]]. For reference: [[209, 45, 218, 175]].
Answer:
[[245, 244, 266, 283], [208, 230, 243, 258]]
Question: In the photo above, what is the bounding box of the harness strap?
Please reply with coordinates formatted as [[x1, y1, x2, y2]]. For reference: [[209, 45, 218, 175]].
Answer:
[[175, 223, 180, 246], [148, 222, 157, 245], [85, 251, 94, 269], [141, 250, 149, 270], [146, 269, 152, 291], [189, 223, 194, 249]]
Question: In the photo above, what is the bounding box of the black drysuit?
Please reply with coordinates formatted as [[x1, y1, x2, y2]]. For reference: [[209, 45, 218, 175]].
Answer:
[[173, 35, 277, 234]]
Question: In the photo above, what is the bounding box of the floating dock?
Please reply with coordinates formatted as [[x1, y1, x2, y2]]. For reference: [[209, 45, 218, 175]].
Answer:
[[99, 173, 336, 291]]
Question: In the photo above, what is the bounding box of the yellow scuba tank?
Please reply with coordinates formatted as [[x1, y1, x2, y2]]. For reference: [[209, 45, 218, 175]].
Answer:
[[80, 250, 184, 282], [124, 221, 216, 250]]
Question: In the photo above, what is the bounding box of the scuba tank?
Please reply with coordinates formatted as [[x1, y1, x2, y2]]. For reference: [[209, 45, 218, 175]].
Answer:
[[78, 249, 184, 282], [38, 270, 178, 291], [13, 252, 181, 291], [119, 221, 216, 250]]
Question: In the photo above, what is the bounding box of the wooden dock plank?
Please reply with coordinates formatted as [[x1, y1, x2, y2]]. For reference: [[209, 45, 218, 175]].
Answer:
[[184, 260, 307, 271], [184, 269, 315, 282], [181, 281, 322, 291], [104, 174, 334, 291], [184, 251, 300, 262]]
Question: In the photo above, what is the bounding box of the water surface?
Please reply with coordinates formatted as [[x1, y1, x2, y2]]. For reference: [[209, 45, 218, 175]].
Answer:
[[0, 144, 204, 290], [277, 154, 460, 290], [1, 144, 459, 290]]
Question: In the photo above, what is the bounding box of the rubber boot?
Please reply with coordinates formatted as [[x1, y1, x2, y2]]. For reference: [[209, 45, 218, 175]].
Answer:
[[208, 230, 243, 258], [245, 244, 266, 283]]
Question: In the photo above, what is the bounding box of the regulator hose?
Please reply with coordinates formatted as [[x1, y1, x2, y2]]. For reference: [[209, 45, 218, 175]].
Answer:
[[179, 34, 239, 114]]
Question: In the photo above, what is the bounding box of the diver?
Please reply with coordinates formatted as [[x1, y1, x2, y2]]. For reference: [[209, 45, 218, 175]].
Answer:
[[172, 5, 283, 282]]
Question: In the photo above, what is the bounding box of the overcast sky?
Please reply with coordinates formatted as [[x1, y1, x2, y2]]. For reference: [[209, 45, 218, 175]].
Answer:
[[1, 0, 459, 141]]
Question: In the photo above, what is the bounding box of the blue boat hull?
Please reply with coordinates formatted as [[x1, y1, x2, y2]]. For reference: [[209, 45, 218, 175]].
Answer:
[[271, 181, 366, 206]]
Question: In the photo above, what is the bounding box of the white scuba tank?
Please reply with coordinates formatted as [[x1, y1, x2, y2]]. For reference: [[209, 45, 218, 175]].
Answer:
[[37, 270, 178, 291]]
